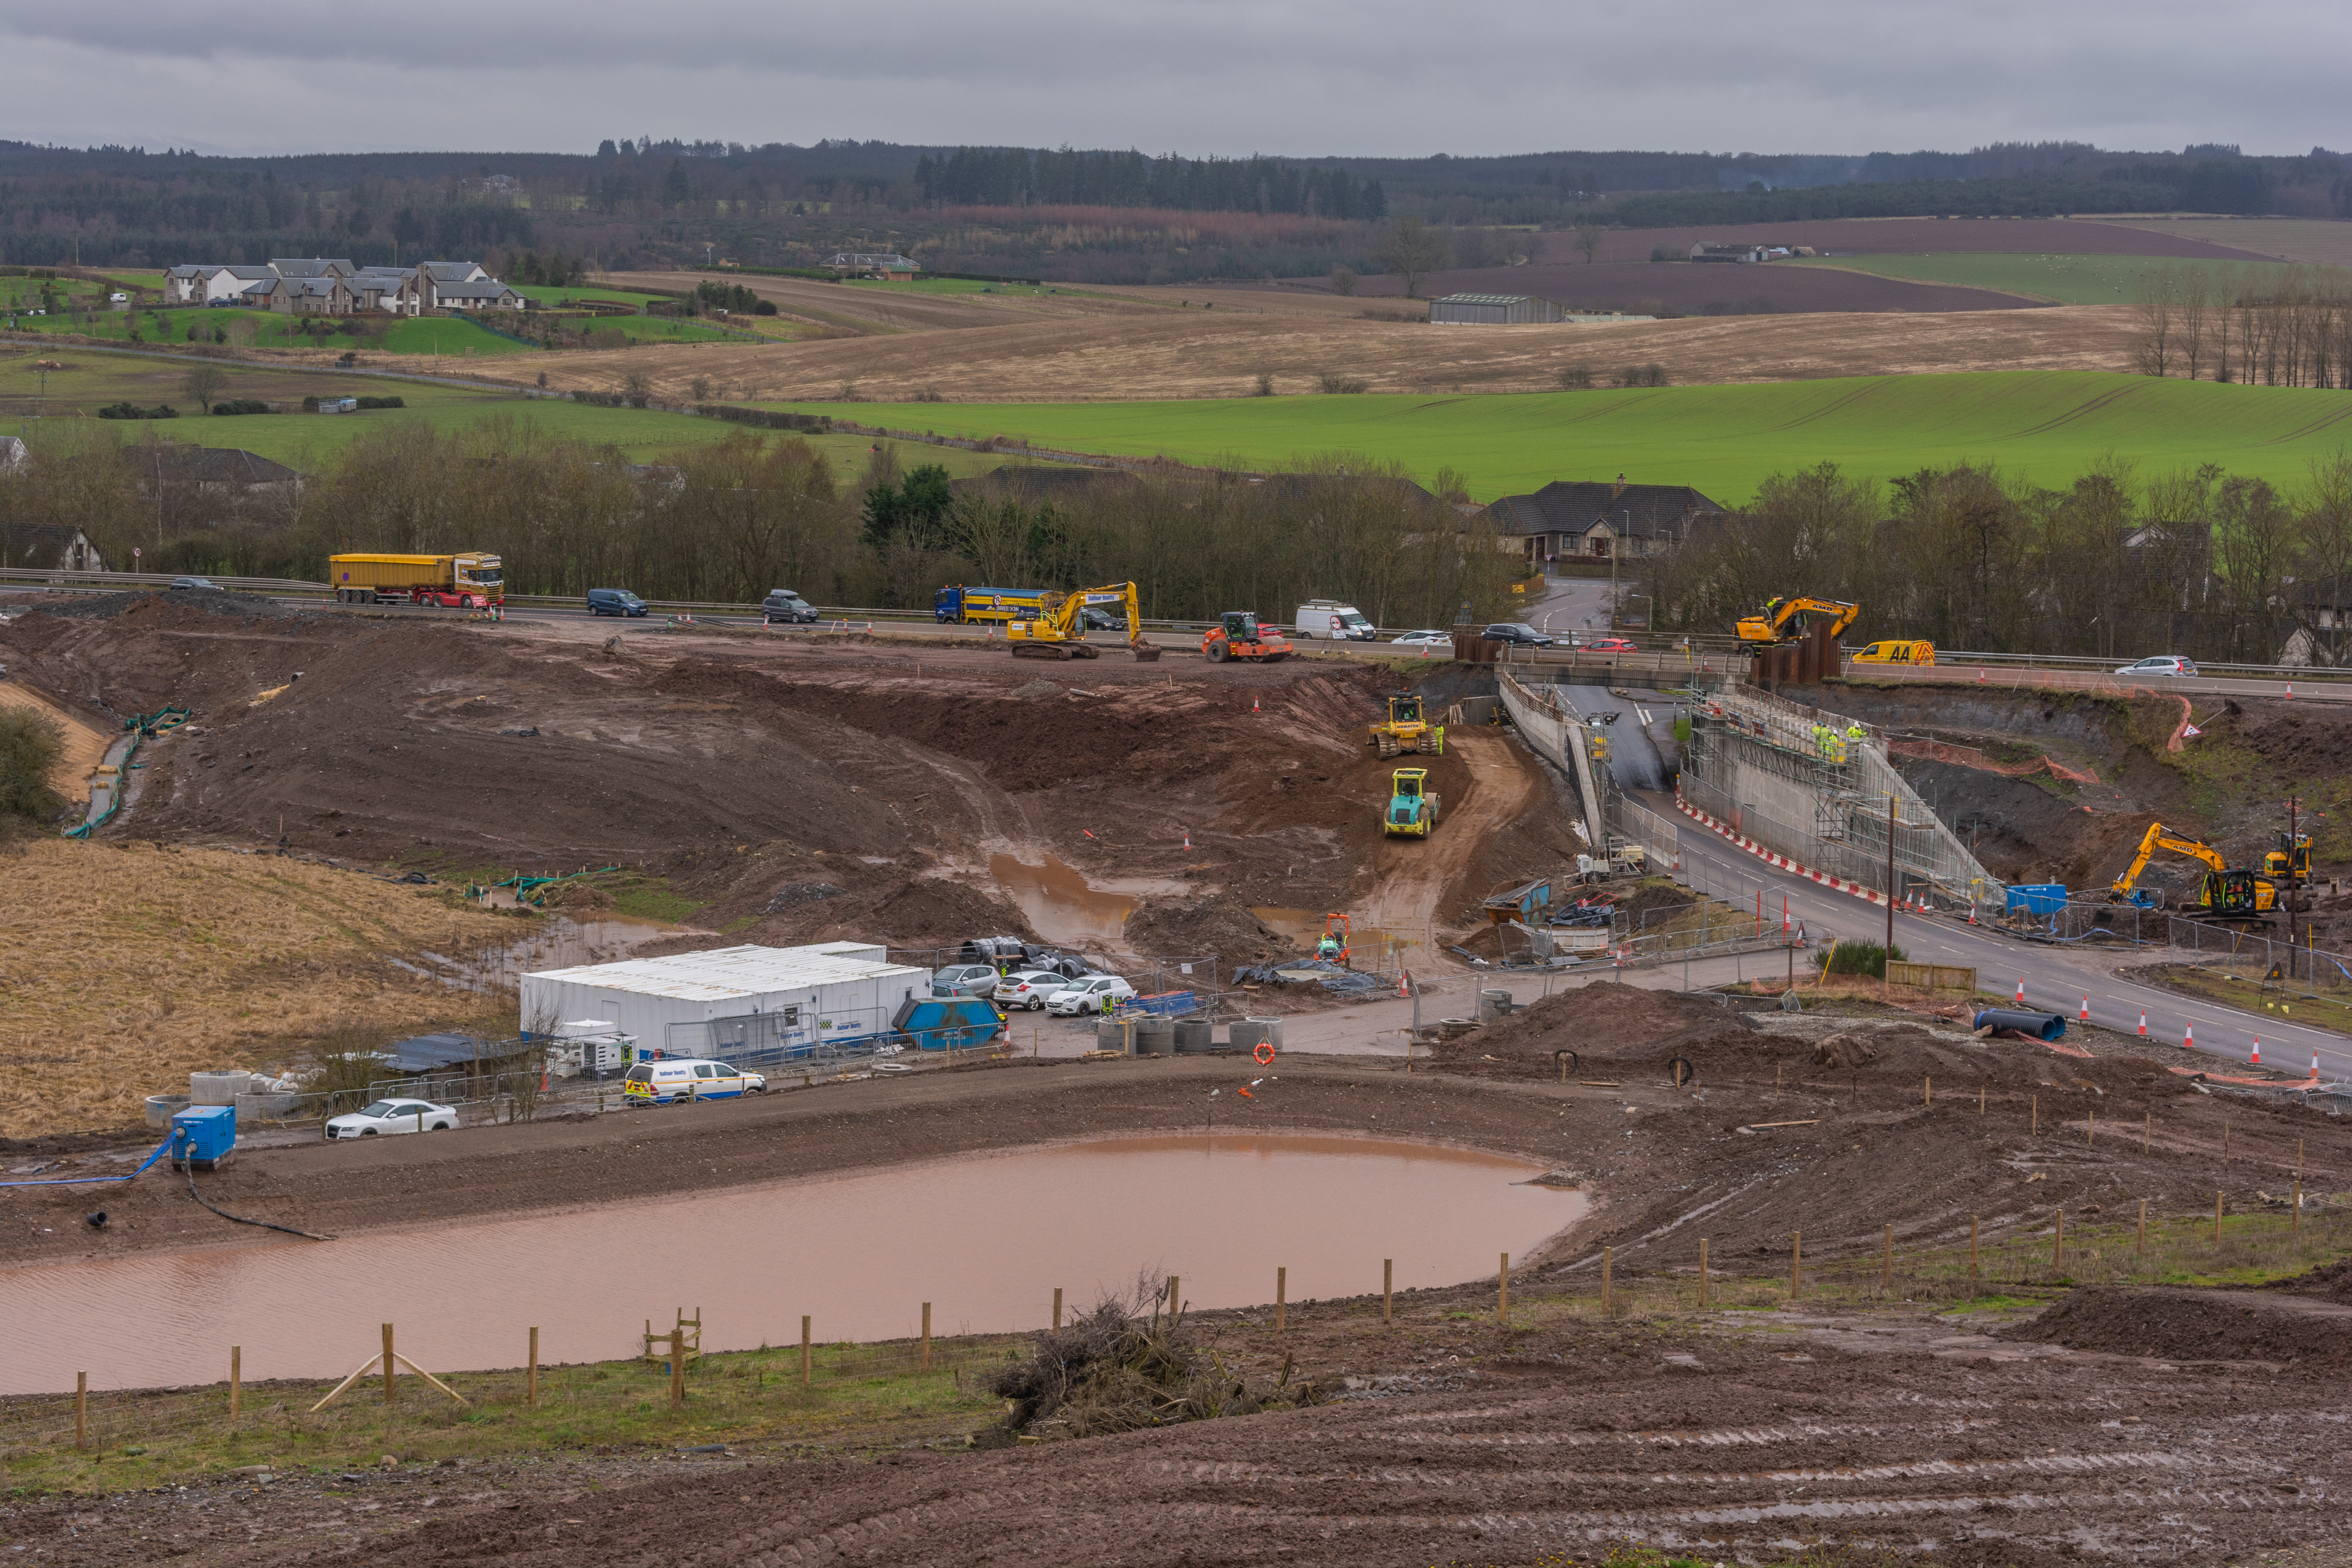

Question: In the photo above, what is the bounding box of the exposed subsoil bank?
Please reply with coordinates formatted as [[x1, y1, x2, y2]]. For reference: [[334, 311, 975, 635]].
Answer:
[[1787, 680, 2352, 897], [0, 600, 1566, 960]]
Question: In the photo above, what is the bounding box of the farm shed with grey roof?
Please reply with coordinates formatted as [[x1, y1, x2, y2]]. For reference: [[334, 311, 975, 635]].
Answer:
[[1429, 293, 1567, 325]]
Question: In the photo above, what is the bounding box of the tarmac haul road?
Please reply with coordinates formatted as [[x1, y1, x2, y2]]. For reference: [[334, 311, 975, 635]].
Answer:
[[1672, 823, 2352, 1084]]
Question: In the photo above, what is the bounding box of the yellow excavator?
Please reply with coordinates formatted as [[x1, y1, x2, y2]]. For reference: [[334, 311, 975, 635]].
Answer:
[[1736, 596, 1861, 646], [1005, 582, 1161, 662], [2107, 822, 2274, 916]]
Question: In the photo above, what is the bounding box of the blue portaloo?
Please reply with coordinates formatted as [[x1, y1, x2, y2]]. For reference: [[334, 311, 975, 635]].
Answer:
[[891, 996, 1005, 1052]]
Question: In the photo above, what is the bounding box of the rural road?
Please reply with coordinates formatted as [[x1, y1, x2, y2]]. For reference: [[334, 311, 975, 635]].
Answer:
[[1671, 820, 2352, 1083]]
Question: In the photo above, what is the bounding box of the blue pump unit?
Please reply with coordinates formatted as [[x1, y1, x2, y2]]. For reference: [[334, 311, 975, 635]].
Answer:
[[891, 996, 1005, 1052], [171, 1104, 236, 1169]]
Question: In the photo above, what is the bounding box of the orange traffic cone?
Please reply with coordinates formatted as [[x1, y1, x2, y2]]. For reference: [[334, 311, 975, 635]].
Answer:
[[2079, 995, 2089, 1022], [2014, 977, 2025, 1004], [1252, 697, 1260, 713], [2184, 1020, 2194, 1050], [2312, 1053, 2321, 1080], [2137, 1011, 2148, 1038], [2251, 1038, 2261, 1067]]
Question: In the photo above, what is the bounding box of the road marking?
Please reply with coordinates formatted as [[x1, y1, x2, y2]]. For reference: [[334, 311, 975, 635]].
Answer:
[[1636, 706, 1653, 725]]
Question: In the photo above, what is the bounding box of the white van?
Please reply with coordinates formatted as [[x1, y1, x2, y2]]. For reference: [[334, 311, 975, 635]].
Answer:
[[1294, 600, 1376, 641], [621, 1058, 768, 1105]]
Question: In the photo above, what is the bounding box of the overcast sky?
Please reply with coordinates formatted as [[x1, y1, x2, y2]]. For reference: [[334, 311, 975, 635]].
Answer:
[[3, 0, 2345, 160]]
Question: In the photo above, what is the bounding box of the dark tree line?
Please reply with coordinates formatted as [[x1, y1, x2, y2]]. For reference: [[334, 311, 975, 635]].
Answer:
[[1645, 456, 2352, 667], [912, 148, 1386, 219]]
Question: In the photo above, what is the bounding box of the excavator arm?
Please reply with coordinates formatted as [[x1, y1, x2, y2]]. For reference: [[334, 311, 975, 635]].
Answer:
[[1006, 582, 1154, 661], [1735, 596, 1861, 645], [2110, 821, 2228, 897]]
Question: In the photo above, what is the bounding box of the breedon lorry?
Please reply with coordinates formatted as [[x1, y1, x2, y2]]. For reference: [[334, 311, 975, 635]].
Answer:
[[329, 553, 505, 608]]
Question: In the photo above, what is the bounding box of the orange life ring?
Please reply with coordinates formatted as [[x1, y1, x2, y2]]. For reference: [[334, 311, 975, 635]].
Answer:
[[1252, 1040, 1276, 1065]]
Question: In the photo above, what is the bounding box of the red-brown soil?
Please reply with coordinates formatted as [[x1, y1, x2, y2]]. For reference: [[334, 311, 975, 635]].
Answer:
[[2007, 1283, 2352, 1371], [10, 1034, 2351, 1564], [0, 598, 1566, 962]]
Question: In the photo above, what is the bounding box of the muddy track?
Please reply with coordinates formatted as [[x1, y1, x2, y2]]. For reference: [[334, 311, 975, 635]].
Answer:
[[1357, 729, 1533, 949]]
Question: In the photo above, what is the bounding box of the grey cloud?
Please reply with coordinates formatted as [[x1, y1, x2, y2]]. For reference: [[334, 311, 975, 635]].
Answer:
[[2, 0, 2346, 156]]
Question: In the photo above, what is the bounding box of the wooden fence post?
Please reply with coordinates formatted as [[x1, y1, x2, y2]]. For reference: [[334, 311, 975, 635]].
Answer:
[[1383, 1259, 1393, 1326], [1499, 1253, 1510, 1323], [75, 1372, 86, 1452], [2214, 1191, 2223, 1246], [1969, 1215, 1979, 1279], [383, 1324, 396, 1403], [921, 1303, 932, 1372], [669, 1328, 684, 1408], [1276, 1267, 1286, 1332], [800, 1316, 811, 1389], [1790, 1232, 1802, 1298], [527, 1328, 539, 1409], [1053, 1287, 1063, 1332], [2088, 1109, 2095, 1147], [230, 1346, 241, 1423], [2031, 1095, 2037, 1136], [1698, 1238, 1710, 1309]]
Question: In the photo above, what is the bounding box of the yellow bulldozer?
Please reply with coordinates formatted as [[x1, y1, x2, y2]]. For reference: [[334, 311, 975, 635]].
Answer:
[[1368, 691, 1445, 759], [1005, 582, 1160, 662], [1736, 596, 1860, 646]]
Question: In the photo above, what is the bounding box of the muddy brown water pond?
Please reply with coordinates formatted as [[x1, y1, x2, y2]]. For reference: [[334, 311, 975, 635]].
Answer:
[[0, 1136, 1580, 1394]]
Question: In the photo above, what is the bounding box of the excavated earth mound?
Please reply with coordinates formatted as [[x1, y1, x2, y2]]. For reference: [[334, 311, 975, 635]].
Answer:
[[2004, 1285, 2352, 1372], [1122, 894, 1301, 965]]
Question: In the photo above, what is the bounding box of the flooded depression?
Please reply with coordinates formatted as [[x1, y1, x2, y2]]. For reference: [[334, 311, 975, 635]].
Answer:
[[0, 1136, 1581, 1394]]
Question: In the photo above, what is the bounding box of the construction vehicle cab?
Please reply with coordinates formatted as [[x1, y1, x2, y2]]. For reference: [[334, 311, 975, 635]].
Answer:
[[1369, 691, 1444, 758], [1736, 596, 1860, 646], [2267, 834, 2312, 882], [1384, 768, 1439, 837], [1006, 582, 1159, 662], [1316, 913, 1351, 966], [1203, 611, 1293, 663]]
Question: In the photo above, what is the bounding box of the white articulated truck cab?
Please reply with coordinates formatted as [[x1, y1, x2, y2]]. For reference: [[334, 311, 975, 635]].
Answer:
[[1294, 600, 1376, 641]]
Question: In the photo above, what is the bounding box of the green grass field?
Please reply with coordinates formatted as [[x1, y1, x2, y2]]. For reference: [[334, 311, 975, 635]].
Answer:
[[775, 370, 2352, 503], [1789, 252, 2304, 305], [0, 346, 1059, 473]]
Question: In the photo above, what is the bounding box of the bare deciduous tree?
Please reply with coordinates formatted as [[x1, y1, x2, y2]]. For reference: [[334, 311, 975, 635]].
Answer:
[[1328, 266, 1358, 297], [1573, 227, 1603, 265], [2132, 265, 2176, 377], [1378, 216, 1450, 300]]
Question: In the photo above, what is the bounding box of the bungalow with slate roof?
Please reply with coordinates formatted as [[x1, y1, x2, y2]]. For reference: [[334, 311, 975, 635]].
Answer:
[[153, 446, 305, 496], [270, 258, 358, 279], [427, 277, 528, 311], [1481, 477, 1729, 565], [264, 275, 355, 314]]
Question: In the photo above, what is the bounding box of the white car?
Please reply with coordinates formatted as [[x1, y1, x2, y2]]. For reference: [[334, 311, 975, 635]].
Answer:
[[2115, 655, 2200, 677], [994, 969, 1067, 1010], [1390, 629, 1452, 647], [325, 1098, 457, 1139], [1047, 975, 1137, 1016]]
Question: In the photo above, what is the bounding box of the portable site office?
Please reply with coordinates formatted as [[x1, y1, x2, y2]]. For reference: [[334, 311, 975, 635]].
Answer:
[[519, 942, 925, 1066]]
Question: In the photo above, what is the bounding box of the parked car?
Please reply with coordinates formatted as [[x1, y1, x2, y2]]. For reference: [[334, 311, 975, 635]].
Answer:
[[1080, 606, 1127, 632], [324, 1098, 457, 1139], [1046, 975, 1137, 1016], [168, 576, 220, 591], [621, 1059, 766, 1105], [1390, 629, 1452, 647], [762, 588, 818, 623], [1482, 622, 1555, 647], [931, 962, 1002, 999], [2115, 655, 2199, 677], [1583, 636, 1638, 653], [587, 587, 648, 617], [994, 969, 1068, 1009]]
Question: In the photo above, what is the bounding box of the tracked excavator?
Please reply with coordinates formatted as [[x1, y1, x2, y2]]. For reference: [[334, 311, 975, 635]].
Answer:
[[1735, 596, 1861, 646], [1005, 582, 1161, 661], [2107, 822, 2275, 917]]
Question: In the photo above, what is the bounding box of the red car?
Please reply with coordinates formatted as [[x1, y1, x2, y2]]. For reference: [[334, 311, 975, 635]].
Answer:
[[1584, 637, 1638, 652]]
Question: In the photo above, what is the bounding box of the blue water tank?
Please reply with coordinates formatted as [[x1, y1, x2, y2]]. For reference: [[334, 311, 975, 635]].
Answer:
[[2005, 883, 2068, 916], [171, 1103, 235, 1169]]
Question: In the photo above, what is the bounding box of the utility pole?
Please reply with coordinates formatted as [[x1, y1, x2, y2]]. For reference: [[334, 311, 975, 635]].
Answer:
[[2286, 795, 2302, 985]]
